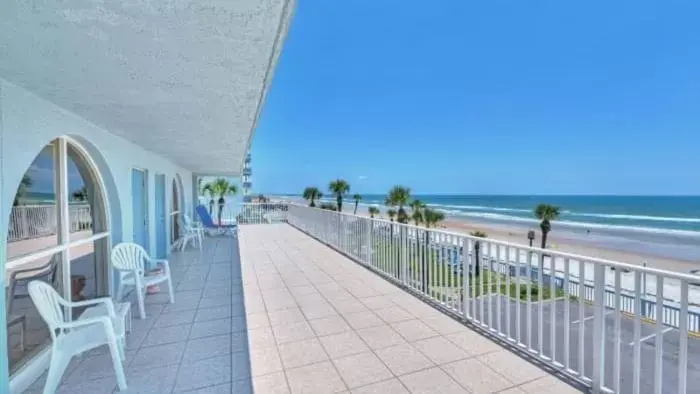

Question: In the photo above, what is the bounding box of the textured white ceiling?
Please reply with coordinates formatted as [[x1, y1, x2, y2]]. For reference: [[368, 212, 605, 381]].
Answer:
[[0, 0, 295, 175]]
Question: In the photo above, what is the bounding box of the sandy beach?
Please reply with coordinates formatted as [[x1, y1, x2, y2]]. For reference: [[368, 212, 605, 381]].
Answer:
[[439, 218, 698, 274]]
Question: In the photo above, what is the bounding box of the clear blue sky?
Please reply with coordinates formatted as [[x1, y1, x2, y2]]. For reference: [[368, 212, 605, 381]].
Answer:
[[253, 0, 700, 195]]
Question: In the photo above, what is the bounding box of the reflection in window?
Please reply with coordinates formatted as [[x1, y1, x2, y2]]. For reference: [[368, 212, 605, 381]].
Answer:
[[5, 139, 109, 374]]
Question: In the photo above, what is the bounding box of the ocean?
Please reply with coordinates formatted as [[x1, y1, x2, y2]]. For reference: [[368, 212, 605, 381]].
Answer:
[[274, 194, 700, 263], [357, 195, 700, 234]]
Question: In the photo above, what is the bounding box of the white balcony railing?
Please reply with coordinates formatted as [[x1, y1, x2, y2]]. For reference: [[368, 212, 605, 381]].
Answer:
[[212, 203, 288, 225], [286, 204, 699, 394], [8, 204, 92, 242]]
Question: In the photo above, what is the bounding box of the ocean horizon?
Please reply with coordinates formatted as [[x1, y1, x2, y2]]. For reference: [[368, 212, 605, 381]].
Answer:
[[274, 194, 700, 234]]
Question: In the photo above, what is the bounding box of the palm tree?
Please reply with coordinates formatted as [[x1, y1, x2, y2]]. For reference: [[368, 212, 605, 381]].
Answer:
[[202, 182, 215, 215], [469, 231, 488, 277], [368, 206, 379, 218], [328, 179, 350, 213], [352, 193, 362, 215], [423, 208, 445, 228], [409, 199, 425, 225], [13, 175, 32, 206], [72, 186, 88, 202], [303, 187, 322, 207], [385, 185, 411, 223], [211, 178, 238, 225], [387, 209, 397, 222], [411, 209, 424, 226], [534, 204, 560, 249]]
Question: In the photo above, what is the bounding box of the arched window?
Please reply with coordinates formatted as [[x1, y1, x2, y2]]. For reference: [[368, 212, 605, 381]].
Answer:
[[5, 138, 110, 374]]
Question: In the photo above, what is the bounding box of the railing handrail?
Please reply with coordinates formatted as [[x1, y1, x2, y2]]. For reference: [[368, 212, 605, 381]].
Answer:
[[12, 203, 91, 208], [285, 203, 700, 283]]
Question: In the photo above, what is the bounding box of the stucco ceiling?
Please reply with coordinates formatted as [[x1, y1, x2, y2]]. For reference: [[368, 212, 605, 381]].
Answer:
[[0, 0, 294, 175]]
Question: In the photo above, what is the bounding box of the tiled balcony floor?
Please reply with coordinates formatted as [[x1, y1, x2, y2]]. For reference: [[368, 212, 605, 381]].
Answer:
[[25, 224, 583, 393], [240, 224, 583, 394], [26, 236, 248, 394]]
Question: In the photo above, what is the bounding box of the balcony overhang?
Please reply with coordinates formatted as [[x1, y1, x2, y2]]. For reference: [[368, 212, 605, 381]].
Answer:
[[0, 0, 295, 175]]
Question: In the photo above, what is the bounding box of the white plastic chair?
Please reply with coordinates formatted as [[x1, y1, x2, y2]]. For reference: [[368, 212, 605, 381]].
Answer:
[[27, 281, 127, 393], [178, 214, 203, 252], [112, 243, 175, 319]]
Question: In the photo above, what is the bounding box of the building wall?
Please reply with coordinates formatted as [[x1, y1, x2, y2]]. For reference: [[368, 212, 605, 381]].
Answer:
[[0, 78, 9, 394], [0, 80, 194, 390]]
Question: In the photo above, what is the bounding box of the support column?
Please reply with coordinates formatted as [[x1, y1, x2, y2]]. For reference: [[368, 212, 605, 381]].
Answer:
[[55, 140, 72, 317], [0, 82, 10, 394]]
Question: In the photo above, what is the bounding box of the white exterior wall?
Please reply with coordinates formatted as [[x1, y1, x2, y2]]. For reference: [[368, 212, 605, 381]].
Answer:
[[0, 79, 194, 258], [0, 80, 195, 392]]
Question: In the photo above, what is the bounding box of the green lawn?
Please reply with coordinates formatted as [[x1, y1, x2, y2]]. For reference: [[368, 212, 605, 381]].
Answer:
[[370, 237, 570, 302]]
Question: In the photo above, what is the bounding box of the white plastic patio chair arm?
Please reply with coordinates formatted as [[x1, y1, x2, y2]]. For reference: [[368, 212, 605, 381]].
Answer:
[[59, 316, 119, 340], [59, 297, 117, 318], [59, 315, 113, 331]]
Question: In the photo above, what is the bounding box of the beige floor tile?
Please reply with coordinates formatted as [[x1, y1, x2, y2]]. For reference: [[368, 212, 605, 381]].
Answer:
[[266, 297, 299, 311], [375, 306, 414, 324], [442, 358, 512, 393], [286, 361, 348, 394], [356, 325, 407, 350], [319, 331, 371, 359], [268, 308, 307, 327], [272, 321, 316, 344], [278, 338, 329, 369], [301, 302, 338, 320], [518, 375, 582, 394], [478, 350, 547, 385], [499, 387, 526, 394], [246, 312, 270, 329], [350, 378, 409, 394], [309, 315, 351, 336], [412, 335, 470, 365], [359, 296, 396, 310], [399, 367, 468, 394], [249, 326, 277, 349], [418, 312, 466, 334], [391, 319, 439, 342], [250, 345, 284, 377], [445, 330, 501, 356], [253, 371, 291, 394], [344, 310, 384, 330], [289, 285, 320, 298], [375, 343, 435, 376], [332, 351, 393, 388]]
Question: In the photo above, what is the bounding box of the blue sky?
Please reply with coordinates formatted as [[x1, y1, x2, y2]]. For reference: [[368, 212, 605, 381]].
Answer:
[[251, 0, 700, 195]]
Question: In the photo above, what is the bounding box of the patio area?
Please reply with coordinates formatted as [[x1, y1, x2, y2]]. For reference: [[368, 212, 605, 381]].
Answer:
[[25, 223, 583, 393]]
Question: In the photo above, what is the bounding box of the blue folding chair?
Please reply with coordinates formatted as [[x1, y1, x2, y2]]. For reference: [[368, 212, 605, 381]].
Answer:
[[195, 205, 237, 237]]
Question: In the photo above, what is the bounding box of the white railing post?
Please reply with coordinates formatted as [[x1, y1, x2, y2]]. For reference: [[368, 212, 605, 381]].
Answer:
[[592, 263, 606, 392], [366, 218, 372, 265], [400, 225, 407, 285]]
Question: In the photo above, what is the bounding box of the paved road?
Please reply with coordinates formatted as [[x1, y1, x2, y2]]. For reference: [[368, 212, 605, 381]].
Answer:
[[459, 295, 700, 394]]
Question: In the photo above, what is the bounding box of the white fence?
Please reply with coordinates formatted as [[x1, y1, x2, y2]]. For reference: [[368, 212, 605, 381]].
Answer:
[[285, 204, 699, 394], [209, 203, 288, 225], [8, 204, 92, 242]]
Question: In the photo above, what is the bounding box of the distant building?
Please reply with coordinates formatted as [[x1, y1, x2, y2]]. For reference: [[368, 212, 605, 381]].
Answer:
[[242, 152, 253, 202]]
